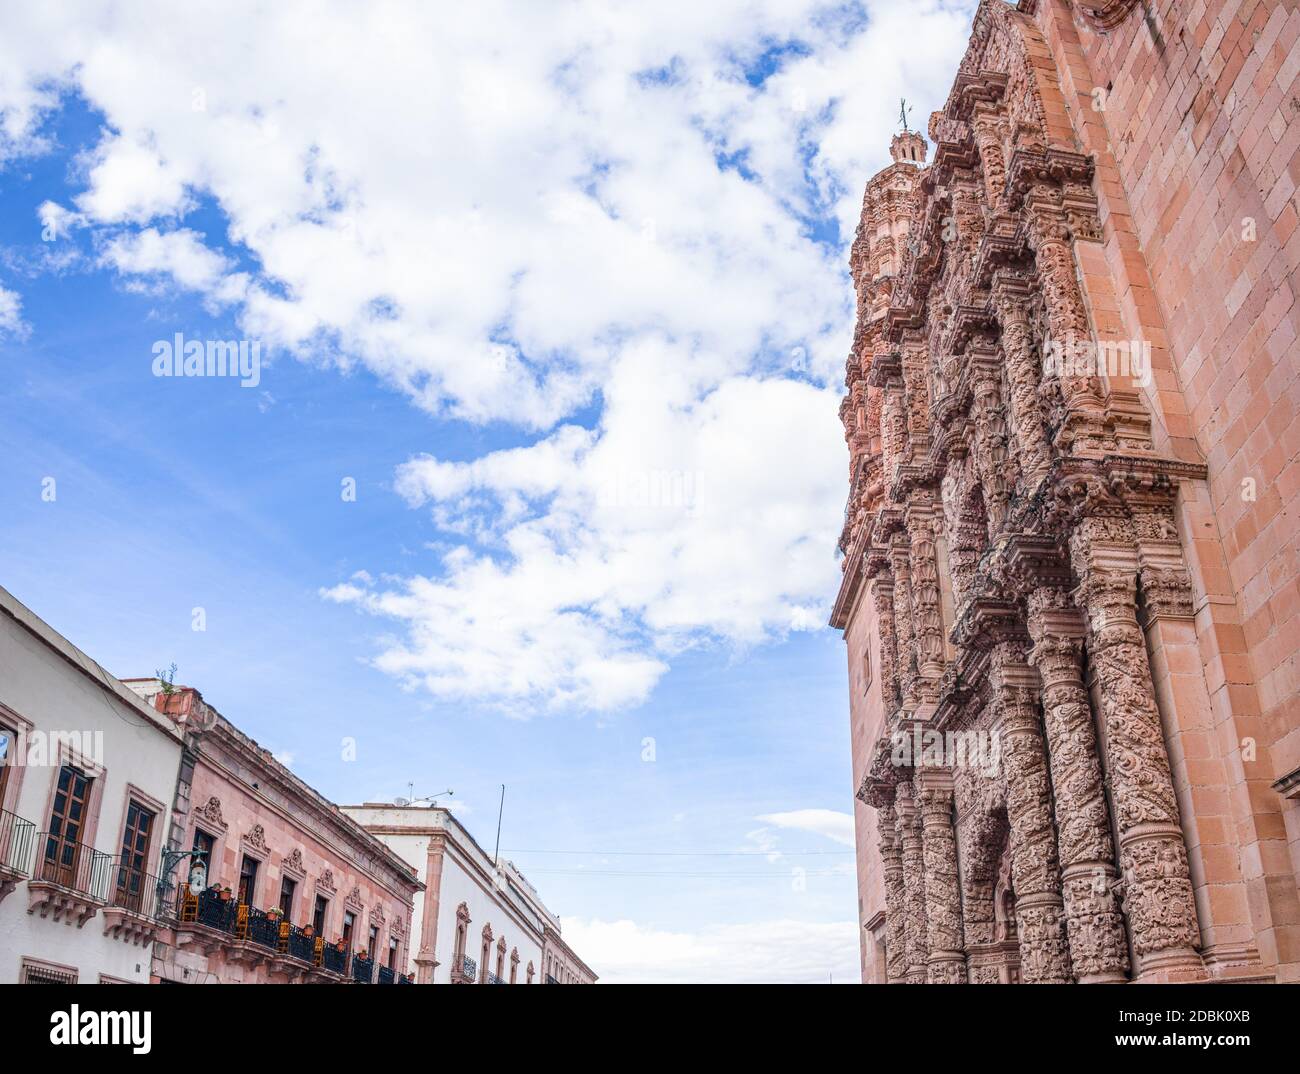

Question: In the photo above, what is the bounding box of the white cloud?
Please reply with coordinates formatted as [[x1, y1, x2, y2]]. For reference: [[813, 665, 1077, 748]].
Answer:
[[100, 227, 238, 294], [560, 916, 859, 983], [756, 808, 856, 847], [324, 341, 846, 710], [0, 285, 27, 336], [0, 0, 976, 710]]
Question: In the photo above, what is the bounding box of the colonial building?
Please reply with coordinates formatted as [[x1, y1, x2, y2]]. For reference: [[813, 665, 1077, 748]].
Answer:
[[543, 921, 597, 985], [833, 0, 1300, 984], [343, 803, 596, 984], [123, 680, 423, 984], [0, 586, 185, 984]]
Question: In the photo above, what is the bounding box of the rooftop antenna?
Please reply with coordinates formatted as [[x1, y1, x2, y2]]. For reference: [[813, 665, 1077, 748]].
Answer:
[[396, 785, 454, 807], [899, 97, 912, 133], [493, 783, 506, 866]]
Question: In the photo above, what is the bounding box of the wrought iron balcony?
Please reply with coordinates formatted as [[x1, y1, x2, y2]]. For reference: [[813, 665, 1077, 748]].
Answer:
[[315, 930, 351, 972], [376, 964, 395, 985], [452, 954, 477, 983], [487, 972, 506, 985], [242, 906, 282, 950], [102, 859, 166, 943], [352, 954, 375, 983], [277, 921, 317, 963], [27, 834, 114, 924], [546, 974, 558, 984], [397, 972, 414, 984], [0, 808, 36, 904]]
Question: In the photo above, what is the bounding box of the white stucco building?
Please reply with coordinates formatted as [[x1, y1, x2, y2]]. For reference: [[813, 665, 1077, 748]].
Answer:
[[342, 803, 595, 984], [0, 586, 185, 984]]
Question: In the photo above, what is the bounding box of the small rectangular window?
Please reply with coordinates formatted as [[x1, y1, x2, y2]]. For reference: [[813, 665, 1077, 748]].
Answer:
[[238, 855, 259, 905], [313, 895, 329, 934], [279, 876, 297, 920]]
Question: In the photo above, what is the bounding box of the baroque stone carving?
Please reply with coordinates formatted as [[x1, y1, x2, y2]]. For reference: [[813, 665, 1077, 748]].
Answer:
[[836, 0, 1209, 985]]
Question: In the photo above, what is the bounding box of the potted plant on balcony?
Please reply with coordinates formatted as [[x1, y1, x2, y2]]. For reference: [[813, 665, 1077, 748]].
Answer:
[[217, 886, 232, 902]]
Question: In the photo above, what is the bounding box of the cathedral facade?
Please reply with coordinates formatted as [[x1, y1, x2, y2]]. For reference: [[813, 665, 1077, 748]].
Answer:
[[832, 0, 1300, 984]]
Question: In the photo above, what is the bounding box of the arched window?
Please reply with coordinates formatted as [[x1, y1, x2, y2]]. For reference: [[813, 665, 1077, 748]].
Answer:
[[495, 936, 506, 981], [510, 947, 520, 984]]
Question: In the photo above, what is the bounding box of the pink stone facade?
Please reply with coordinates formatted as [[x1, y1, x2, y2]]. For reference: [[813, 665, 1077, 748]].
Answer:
[[141, 685, 421, 984], [833, 0, 1300, 984]]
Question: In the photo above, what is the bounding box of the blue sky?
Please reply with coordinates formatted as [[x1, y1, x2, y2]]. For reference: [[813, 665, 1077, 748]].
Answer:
[[0, 0, 975, 981]]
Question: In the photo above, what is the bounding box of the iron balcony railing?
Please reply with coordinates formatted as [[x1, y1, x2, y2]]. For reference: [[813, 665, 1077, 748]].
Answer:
[[319, 939, 348, 975], [278, 922, 316, 963], [376, 964, 395, 985], [109, 859, 161, 918], [0, 809, 36, 876], [352, 954, 375, 984], [177, 885, 241, 931], [397, 972, 414, 985], [34, 833, 114, 901], [459, 955, 477, 982], [546, 974, 558, 984], [487, 972, 506, 985], [178, 887, 354, 973]]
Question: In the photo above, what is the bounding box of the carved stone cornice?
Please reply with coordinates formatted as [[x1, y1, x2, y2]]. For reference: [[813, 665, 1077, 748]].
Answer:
[[949, 69, 1008, 121]]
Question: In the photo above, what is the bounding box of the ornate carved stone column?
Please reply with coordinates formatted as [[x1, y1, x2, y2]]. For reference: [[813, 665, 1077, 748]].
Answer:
[[895, 778, 930, 983], [991, 276, 1052, 483], [1069, 515, 1204, 978], [870, 790, 908, 984], [971, 107, 1009, 211], [906, 504, 946, 679], [868, 570, 901, 713], [889, 536, 918, 706], [1025, 585, 1130, 983], [900, 338, 933, 462], [987, 642, 1072, 983], [917, 773, 968, 983], [968, 347, 1012, 535], [940, 451, 984, 608]]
